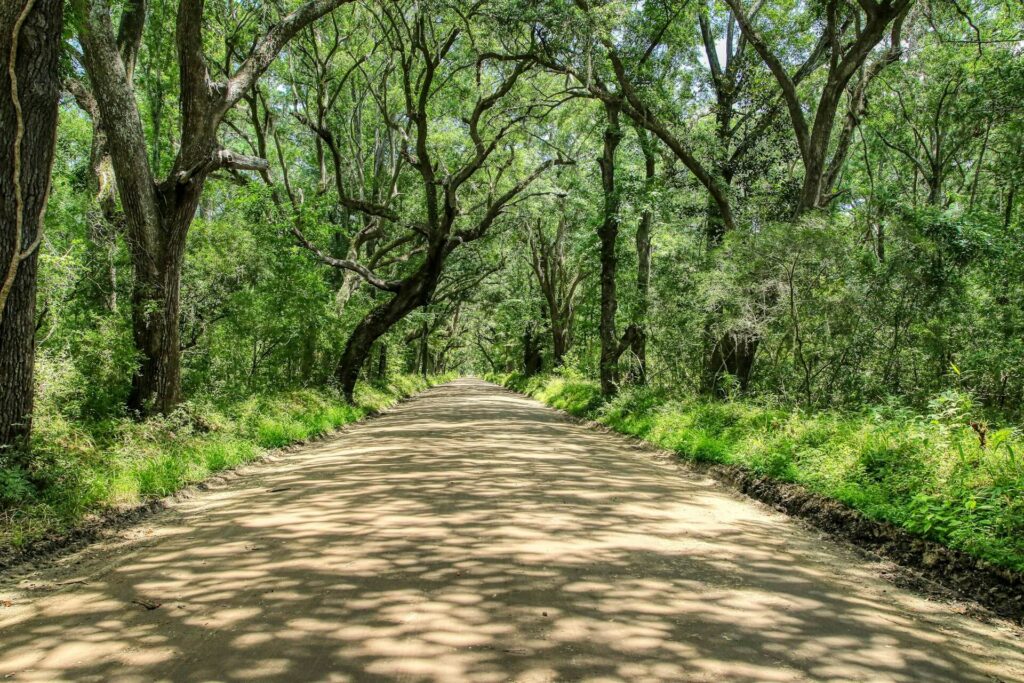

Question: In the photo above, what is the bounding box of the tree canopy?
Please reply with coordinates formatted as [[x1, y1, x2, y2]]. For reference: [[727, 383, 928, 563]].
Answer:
[[2, 0, 1023, 555]]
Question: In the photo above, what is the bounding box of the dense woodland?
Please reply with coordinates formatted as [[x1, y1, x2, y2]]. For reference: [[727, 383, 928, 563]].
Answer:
[[1, 0, 1023, 568]]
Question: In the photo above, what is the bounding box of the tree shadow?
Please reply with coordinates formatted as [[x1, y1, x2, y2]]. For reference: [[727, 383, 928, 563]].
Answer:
[[1, 380, 1021, 682]]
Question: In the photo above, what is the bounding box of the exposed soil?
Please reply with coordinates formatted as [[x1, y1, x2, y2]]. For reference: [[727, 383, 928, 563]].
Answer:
[[1, 379, 1021, 682], [519, 387, 1024, 626], [708, 464, 1024, 622], [0, 402, 404, 574]]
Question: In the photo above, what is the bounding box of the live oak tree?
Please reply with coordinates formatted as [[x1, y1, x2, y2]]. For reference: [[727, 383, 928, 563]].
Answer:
[[290, 1, 570, 400], [701, 0, 912, 385], [513, 0, 742, 393], [7, 0, 1024, 520], [722, 0, 912, 214], [693, 0, 828, 392], [0, 0, 63, 455], [527, 0, 912, 391], [71, 0, 355, 414]]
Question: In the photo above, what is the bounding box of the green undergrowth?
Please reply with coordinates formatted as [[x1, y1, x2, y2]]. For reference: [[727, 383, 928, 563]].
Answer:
[[493, 371, 1024, 574], [0, 374, 451, 552]]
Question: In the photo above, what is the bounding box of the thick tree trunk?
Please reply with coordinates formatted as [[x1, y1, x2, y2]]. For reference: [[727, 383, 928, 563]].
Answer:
[[704, 332, 757, 395], [336, 289, 424, 401], [337, 303, 403, 401], [597, 103, 624, 396], [126, 225, 187, 414], [0, 0, 62, 458], [335, 249, 443, 401], [122, 172, 205, 414], [552, 324, 569, 367]]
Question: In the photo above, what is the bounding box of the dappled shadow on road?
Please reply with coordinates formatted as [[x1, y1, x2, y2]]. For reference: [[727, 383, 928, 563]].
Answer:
[[1, 379, 1021, 682]]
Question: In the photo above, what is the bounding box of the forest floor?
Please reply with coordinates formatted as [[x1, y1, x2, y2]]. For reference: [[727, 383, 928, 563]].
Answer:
[[0, 378, 1021, 682]]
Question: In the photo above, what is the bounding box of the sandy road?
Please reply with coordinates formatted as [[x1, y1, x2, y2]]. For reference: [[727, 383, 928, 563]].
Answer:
[[0, 379, 1021, 682]]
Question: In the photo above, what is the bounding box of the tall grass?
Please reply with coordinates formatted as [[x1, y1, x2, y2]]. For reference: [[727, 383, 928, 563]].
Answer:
[[495, 372, 1024, 573]]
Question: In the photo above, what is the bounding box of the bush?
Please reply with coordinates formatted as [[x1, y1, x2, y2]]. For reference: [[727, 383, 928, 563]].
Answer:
[[0, 467, 34, 505]]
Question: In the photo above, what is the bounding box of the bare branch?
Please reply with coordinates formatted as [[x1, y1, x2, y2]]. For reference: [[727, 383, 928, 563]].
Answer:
[[448, 157, 574, 247], [222, 0, 357, 115], [291, 226, 403, 292]]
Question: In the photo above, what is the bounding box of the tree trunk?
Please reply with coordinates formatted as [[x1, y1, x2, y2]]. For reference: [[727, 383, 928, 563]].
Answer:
[[126, 226, 187, 414], [336, 289, 424, 400], [122, 168, 207, 414], [0, 0, 63, 458], [552, 323, 568, 367], [597, 102, 624, 396], [927, 164, 943, 206], [337, 303, 401, 402], [703, 333, 757, 395], [628, 127, 655, 385], [335, 249, 443, 401], [523, 322, 543, 377]]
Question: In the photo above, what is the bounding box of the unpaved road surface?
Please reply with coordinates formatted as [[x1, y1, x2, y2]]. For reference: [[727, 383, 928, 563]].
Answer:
[[1, 379, 1021, 682]]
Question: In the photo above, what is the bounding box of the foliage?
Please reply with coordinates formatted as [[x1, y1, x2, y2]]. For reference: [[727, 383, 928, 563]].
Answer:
[[8, 0, 1024, 579]]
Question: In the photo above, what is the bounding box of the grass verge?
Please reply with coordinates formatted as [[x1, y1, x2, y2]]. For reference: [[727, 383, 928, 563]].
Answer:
[[492, 371, 1024, 575], [1, 374, 451, 553]]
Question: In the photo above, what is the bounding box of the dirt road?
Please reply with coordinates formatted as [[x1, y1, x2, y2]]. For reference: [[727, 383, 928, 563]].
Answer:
[[1, 379, 1021, 682]]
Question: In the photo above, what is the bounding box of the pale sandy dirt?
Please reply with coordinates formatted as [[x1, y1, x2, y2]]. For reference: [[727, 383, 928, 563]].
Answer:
[[0, 379, 1021, 682]]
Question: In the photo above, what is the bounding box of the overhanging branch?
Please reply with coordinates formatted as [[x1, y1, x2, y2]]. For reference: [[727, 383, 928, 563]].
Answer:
[[291, 225, 403, 292]]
